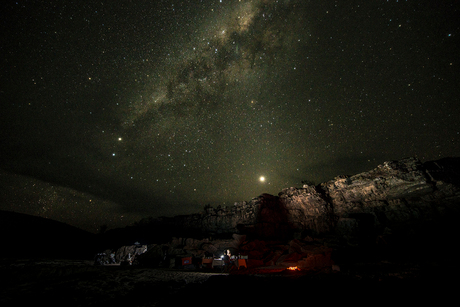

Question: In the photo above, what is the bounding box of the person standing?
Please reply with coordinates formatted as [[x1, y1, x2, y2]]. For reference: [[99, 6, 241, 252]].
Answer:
[[223, 250, 233, 272]]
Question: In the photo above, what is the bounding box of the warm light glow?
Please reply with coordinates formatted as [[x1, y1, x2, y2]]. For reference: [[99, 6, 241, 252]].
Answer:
[[259, 176, 265, 182], [287, 266, 299, 271]]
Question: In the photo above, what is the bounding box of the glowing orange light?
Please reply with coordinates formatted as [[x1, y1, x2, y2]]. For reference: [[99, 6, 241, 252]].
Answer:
[[287, 266, 299, 271]]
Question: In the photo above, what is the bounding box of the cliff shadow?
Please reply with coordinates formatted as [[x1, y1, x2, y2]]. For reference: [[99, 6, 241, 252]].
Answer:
[[253, 193, 294, 241]]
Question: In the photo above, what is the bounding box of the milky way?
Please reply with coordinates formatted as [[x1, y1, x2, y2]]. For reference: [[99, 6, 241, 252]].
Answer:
[[1, 0, 459, 232], [116, 0, 312, 204]]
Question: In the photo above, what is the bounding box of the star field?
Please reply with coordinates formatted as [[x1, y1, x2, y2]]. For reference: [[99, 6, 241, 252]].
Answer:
[[1, 0, 459, 232]]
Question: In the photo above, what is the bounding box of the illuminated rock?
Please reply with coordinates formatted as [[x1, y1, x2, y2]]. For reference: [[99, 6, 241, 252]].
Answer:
[[126, 157, 460, 245]]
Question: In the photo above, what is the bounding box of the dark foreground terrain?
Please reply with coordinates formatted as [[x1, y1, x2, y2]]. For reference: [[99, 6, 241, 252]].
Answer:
[[1, 258, 456, 307]]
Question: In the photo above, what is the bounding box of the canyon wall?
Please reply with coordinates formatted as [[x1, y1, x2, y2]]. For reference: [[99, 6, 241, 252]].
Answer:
[[132, 157, 460, 245]]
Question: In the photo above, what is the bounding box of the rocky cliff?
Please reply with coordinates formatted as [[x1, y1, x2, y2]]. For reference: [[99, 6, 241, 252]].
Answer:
[[151, 157, 460, 244]]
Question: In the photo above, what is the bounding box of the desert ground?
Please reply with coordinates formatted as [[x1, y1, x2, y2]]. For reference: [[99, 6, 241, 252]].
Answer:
[[1, 259, 225, 306], [1, 258, 456, 306]]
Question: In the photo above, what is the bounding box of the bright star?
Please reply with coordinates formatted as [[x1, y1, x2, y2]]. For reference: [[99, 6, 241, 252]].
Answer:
[[259, 176, 265, 182]]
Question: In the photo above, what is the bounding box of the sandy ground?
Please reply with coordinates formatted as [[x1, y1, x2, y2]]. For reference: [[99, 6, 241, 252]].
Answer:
[[0, 259, 226, 306], [0, 259, 456, 306]]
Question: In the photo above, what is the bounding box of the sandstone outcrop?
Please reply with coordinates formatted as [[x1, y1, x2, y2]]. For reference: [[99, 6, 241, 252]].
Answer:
[[97, 157, 460, 270], [146, 157, 460, 244]]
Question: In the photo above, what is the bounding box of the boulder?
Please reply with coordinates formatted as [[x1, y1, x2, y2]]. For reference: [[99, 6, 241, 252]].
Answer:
[[263, 250, 284, 266], [297, 250, 333, 270], [115, 244, 148, 263], [136, 244, 168, 267], [276, 252, 305, 266]]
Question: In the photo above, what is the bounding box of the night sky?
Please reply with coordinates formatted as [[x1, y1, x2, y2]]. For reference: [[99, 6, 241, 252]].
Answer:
[[1, 0, 459, 233]]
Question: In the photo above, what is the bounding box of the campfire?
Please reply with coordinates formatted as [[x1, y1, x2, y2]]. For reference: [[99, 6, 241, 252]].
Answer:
[[286, 266, 299, 271]]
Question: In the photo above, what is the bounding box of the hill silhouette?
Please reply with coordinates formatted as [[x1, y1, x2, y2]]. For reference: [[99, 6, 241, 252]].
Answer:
[[0, 210, 97, 259]]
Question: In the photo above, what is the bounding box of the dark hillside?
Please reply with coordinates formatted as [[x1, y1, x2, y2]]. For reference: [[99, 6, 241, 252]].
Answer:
[[0, 210, 97, 259]]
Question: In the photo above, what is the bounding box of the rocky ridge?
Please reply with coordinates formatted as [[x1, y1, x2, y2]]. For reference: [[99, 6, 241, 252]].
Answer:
[[102, 157, 460, 270], [146, 157, 460, 243]]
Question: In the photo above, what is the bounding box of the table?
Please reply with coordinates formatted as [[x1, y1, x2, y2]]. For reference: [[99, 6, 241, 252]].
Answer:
[[212, 259, 224, 268]]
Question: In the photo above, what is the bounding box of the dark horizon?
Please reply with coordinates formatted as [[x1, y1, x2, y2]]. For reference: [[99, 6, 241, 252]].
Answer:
[[1, 1, 459, 233], [2, 155, 459, 234]]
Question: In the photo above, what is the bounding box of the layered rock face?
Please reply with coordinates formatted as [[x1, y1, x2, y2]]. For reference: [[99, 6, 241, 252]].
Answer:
[[324, 157, 460, 244], [100, 157, 459, 270], [166, 157, 460, 242]]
